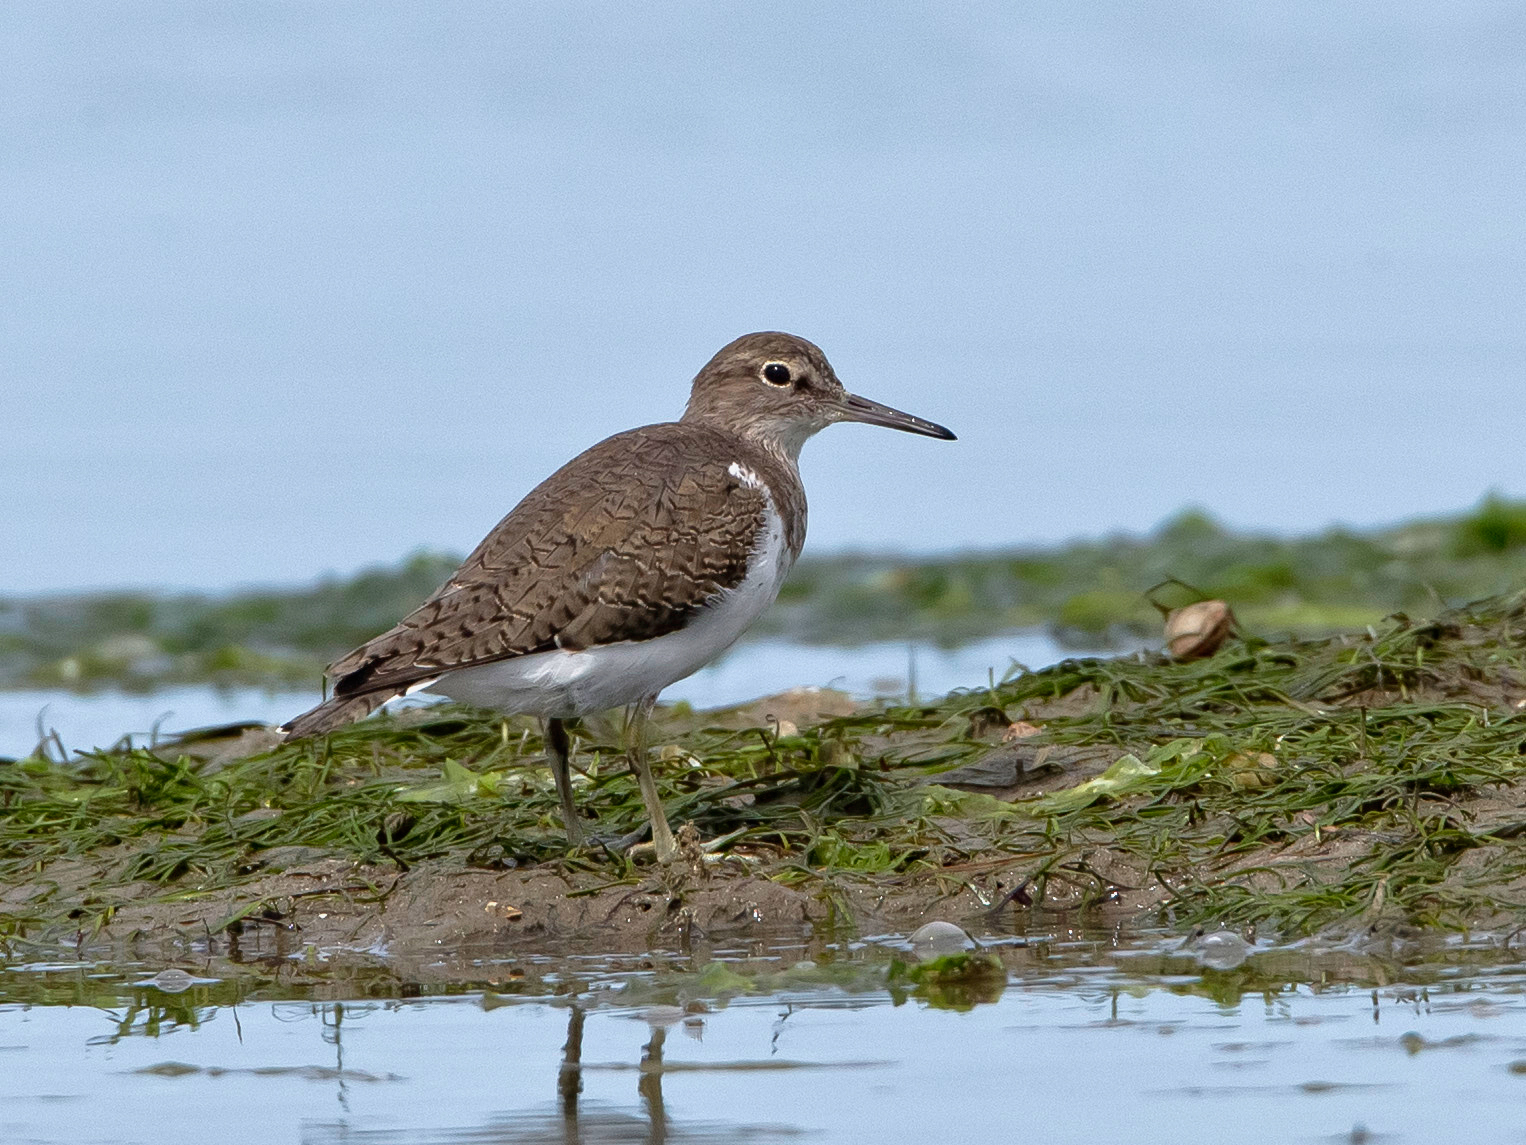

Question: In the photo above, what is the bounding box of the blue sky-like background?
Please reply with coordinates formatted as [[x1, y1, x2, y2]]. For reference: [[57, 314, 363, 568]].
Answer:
[[5, 2, 1524, 593]]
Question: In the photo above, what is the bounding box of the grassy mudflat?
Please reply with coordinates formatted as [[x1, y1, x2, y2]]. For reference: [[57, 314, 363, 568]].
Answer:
[[6, 593, 1526, 955], [10, 495, 1526, 691]]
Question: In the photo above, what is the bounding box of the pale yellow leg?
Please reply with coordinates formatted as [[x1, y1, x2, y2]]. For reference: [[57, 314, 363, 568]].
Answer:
[[626, 696, 677, 863]]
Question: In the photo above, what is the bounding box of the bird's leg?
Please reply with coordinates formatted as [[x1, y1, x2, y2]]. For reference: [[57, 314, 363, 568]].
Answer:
[[625, 695, 677, 863], [543, 717, 584, 847]]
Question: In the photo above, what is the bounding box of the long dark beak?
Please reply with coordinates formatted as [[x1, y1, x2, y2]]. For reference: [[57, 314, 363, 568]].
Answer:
[[840, 392, 957, 440]]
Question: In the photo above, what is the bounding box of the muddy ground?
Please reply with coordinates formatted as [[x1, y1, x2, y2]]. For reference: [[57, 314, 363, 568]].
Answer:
[[8, 599, 1526, 966]]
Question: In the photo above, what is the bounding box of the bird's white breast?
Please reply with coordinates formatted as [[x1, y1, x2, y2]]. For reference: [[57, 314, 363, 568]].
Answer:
[[426, 478, 792, 718]]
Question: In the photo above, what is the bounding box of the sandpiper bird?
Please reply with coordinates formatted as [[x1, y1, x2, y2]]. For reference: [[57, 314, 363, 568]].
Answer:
[[282, 332, 955, 861]]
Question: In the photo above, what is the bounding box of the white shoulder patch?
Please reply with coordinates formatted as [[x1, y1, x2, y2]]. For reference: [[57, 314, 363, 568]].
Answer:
[[728, 461, 764, 490]]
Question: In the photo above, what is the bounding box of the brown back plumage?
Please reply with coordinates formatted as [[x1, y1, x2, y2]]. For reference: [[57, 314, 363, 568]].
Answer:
[[282, 421, 804, 738]]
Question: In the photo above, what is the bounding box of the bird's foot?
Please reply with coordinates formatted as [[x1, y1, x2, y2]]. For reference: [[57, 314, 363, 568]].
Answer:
[[623, 824, 748, 865], [576, 825, 651, 856]]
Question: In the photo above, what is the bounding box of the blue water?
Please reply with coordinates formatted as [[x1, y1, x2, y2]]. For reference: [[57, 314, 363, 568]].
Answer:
[[4, 931, 1526, 1143], [0, 630, 1094, 759]]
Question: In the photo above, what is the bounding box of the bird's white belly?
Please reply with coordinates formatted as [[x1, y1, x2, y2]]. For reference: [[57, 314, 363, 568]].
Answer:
[[425, 495, 792, 718]]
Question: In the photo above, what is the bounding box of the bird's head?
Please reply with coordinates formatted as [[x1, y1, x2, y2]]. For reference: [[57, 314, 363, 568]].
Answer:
[[681, 331, 955, 462]]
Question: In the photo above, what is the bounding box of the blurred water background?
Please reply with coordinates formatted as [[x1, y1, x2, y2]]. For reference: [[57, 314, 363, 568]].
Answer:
[[5, 1, 1524, 595]]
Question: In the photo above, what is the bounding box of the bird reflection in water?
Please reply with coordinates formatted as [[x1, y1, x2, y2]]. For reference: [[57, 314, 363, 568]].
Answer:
[[559, 1005, 586, 1123], [307, 1003, 803, 1144], [636, 1022, 667, 1145], [559, 1005, 672, 1145], [545, 1005, 800, 1145]]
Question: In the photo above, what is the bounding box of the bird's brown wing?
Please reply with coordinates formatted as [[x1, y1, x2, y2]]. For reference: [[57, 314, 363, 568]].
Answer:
[[289, 425, 772, 735]]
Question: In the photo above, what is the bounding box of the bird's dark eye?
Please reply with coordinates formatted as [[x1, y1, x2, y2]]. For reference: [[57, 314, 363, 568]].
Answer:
[[762, 362, 792, 386]]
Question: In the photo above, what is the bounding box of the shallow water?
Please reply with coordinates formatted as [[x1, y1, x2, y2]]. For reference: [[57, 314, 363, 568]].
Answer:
[[4, 928, 1526, 1144], [0, 630, 1099, 759]]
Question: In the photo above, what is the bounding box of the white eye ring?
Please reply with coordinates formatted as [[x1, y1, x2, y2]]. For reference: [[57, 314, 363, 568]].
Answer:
[[762, 362, 792, 386]]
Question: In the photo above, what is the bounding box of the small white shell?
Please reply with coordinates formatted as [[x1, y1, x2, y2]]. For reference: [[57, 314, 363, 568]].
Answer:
[[1165, 600, 1235, 659]]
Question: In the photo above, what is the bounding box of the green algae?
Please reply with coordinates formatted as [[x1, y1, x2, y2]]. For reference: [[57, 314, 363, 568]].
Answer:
[[7, 592, 1526, 944], [887, 951, 1007, 1010]]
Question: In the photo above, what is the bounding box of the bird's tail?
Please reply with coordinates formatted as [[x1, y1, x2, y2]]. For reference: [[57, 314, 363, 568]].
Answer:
[[280, 689, 399, 740]]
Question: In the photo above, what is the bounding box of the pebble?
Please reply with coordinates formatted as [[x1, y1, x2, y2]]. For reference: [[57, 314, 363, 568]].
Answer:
[[908, 921, 976, 958], [147, 968, 195, 993], [1188, 930, 1252, 970]]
